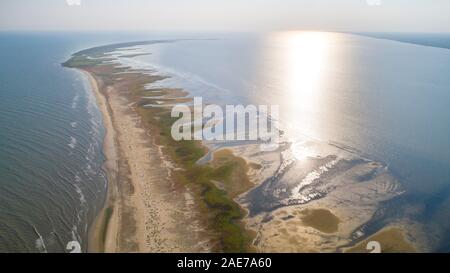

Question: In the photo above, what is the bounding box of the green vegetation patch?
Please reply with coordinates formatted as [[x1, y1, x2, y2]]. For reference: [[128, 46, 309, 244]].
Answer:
[[138, 99, 254, 252]]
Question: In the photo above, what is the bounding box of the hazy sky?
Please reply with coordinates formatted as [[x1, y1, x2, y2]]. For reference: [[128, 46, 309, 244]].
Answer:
[[1, 0, 449, 32]]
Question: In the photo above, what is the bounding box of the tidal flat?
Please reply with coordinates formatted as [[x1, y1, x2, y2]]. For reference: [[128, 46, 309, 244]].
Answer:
[[64, 39, 419, 253]]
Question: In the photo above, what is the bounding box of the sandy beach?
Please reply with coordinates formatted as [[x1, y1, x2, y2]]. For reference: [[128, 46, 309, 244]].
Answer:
[[82, 71, 119, 252], [80, 70, 211, 253]]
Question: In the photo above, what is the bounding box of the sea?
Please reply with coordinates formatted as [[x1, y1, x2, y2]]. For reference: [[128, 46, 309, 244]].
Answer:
[[0, 31, 449, 252]]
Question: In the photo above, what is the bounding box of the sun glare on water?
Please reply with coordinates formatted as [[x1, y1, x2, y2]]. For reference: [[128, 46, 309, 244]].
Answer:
[[283, 31, 330, 108], [275, 31, 333, 160]]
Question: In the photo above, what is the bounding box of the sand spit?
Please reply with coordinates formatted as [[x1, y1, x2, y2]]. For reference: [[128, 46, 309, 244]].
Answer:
[[81, 69, 211, 252], [65, 41, 422, 253]]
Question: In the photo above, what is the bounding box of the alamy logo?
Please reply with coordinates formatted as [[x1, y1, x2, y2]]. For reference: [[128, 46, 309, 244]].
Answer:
[[66, 0, 81, 6], [367, 241, 382, 253], [66, 241, 82, 253], [171, 97, 280, 151], [366, 0, 382, 6]]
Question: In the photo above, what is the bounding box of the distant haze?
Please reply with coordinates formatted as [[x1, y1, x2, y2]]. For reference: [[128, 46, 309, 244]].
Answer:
[[1, 0, 449, 32]]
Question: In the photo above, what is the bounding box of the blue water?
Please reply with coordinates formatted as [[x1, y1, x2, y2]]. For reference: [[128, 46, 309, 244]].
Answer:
[[357, 32, 450, 50], [133, 33, 450, 176], [128, 32, 450, 251], [0, 32, 158, 252]]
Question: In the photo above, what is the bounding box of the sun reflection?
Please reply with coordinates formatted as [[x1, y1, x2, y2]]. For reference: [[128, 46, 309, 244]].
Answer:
[[284, 31, 330, 112], [291, 141, 316, 161], [270, 31, 333, 146]]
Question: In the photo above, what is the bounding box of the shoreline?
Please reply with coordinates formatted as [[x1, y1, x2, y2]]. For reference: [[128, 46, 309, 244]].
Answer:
[[82, 70, 119, 253], [65, 41, 419, 253], [75, 65, 216, 252], [63, 41, 256, 252]]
